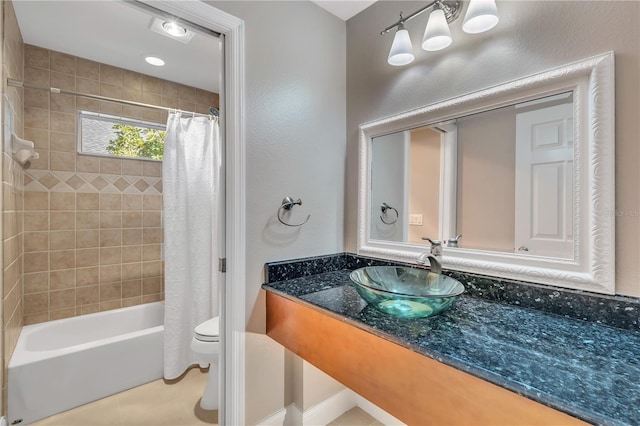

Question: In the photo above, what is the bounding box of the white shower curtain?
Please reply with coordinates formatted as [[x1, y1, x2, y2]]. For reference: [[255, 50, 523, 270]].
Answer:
[[162, 112, 221, 379]]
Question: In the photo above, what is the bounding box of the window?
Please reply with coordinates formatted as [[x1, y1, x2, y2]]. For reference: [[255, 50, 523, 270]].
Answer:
[[78, 110, 166, 161]]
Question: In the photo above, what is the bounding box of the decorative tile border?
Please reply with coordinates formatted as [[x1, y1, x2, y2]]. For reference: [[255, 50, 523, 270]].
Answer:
[[25, 170, 162, 194]]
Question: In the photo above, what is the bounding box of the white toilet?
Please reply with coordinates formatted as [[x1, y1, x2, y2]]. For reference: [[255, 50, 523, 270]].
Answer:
[[191, 317, 220, 410]]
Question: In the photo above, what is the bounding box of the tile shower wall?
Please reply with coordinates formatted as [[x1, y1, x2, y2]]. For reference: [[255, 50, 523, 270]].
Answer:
[[2, 0, 24, 411], [21, 45, 219, 324]]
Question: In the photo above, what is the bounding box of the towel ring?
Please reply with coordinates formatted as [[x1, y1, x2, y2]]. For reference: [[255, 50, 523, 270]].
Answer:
[[380, 202, 399, 225], [277, 197, 311, 227]]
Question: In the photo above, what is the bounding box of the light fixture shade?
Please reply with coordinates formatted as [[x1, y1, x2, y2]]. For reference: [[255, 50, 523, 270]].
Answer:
[[388, 24, 415, 66], [421, 8, 452, 51], [463, 0, 499, 34]]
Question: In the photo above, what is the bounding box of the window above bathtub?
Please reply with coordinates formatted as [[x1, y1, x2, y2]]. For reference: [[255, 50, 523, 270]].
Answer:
[[77, 110, 165, 161]]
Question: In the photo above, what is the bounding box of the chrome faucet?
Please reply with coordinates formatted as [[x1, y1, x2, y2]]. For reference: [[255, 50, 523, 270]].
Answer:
[[417, 237, 443, 274]]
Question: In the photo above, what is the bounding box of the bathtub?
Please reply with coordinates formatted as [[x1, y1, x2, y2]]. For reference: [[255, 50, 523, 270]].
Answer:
[[8, 302, 164, 425]]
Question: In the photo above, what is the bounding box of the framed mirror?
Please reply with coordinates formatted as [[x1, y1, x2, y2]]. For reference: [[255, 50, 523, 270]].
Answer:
[[358, 52, 615, 294]]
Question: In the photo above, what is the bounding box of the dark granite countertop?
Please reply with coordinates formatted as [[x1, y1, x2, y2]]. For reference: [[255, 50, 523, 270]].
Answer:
[[263, 269, 640, 426]]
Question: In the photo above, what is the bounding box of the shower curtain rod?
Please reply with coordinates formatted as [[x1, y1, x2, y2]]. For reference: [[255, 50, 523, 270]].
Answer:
[[7, 78, 214, 119]]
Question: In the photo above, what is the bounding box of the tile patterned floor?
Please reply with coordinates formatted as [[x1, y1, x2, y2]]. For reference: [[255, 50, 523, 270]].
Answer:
[[30, 367, 379, 426], [31, 367, 217, 426]]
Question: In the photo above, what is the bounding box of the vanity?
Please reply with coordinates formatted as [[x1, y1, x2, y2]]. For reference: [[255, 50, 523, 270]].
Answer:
[[262, 253, 640, 425], [262, 51, 639, 424]]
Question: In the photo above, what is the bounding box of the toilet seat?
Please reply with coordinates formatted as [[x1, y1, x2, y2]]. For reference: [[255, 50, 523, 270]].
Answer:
[[194, 317, 219, 342]]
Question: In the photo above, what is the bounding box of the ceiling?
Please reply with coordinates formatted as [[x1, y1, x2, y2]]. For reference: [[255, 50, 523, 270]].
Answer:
[[12, 1, 376, 95], [12, 1, 221, 93], [311, 1, 377, 21]]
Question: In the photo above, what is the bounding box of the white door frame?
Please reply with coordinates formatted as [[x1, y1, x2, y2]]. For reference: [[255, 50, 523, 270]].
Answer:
[[137, 2, 246, 424]]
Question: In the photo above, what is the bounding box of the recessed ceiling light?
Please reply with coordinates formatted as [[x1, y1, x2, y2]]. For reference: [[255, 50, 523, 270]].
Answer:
[[145, 56, 165, 67], [149, 17, 196, 44], [162, 21, 187, 37]]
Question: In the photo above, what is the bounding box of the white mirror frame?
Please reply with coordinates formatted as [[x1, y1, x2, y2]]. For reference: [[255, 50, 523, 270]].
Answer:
[[358, 51, 615, 294]]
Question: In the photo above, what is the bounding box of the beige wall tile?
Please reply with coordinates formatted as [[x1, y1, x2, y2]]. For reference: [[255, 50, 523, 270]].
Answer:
[[162, 81, 178, 98], [80, 304, 100, 315], [76, 248, 99, 268], [24, 272, 49, 294], [50, 93, 76, 114], [142, 294, 163, 304], [76, 267, 99, 287], [24, 293, 49, 315], [123, 211, 142, 228], [77, 230, 99, 248], [50, 230, 76, 250], [51, 71, 75, 91], [143, 228, 163, 244], [142, 261, 163, 278], [76, 77, 100, 97], [122, 159, 143, 176], [143, 75, 162, 94], [24, 87, 49, 109], [122, 297, 142, 308], [100, 211, 122, 229], [24, 231, 49, 252], [24, 212, 49, 231], [50, 131, 76, 152], [50, 150, 76, 171], [122, 279, 142, 298], [123, 194, 142, 210], [100, 64, 123, 86], [178, 84, 197, 103], [50, 111, 76, 134], [50, 250, 75, 270], [76, 211, 99, 229], [143, 195, 162, 210], [122, 245, 142, 263], [24, 106, 49, 130], [123, 70, 142, 91], [50, 307, 76, 321], [24, 312, 49, 325], [50, 211, 76, 230], [143, 211, 161, 227], [50, 289, 75, 310], [29, 150, 49, 170], [24, 127, 50, 150], [100, 300, 122, 311], [77, 285, 99, 305], [100, 282, 123, 302], [24, 66, 50, 86], [100, 229, 121, 247], [100, 158, 121, 175], [143, 276, 162, 295], [77, 57, 100, 80], [24, 252, 49, 273], [100, 264, 122, 284], [100, 247, 122, 265], [51, 51, 76, 75], [122, 263, 142, 281], [51, 192, 75, 210], [100, 193, 122, 210], [77, 193, 100, 210], [50, 269, 75, 290], [123, 228, 142, 246], [25, 44, 50, 69]]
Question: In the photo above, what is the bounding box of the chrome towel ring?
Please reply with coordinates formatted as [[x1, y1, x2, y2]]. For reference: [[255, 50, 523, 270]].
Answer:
[[380, 202, 399, 225], [277, 197, 311, 227]]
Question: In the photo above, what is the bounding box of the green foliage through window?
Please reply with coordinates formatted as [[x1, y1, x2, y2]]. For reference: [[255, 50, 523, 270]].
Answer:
[[106, 124, 166, 160]]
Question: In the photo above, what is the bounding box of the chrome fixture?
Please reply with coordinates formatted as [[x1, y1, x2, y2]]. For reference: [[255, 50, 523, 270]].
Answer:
[[447, 234, 462, 248], [380, 202, 399, 225], [277, 197, 311, 227], [421, 237, 442, 256], [382, 0, 500, 66], [416, 252, 442, 275]]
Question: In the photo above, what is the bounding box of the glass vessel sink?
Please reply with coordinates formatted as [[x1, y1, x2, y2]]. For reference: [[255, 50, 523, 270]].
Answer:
[[349, 266, 465, 319]]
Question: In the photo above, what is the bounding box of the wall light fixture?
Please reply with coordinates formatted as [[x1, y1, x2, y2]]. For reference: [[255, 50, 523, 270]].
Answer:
[[382, 0, 499, 66]]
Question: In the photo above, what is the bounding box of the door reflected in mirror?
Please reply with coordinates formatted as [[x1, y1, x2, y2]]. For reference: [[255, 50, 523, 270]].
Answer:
[[370, 92, 574, 258]]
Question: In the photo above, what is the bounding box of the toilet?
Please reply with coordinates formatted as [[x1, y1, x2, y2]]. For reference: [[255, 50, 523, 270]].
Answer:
[[191, 317, 220, 410]]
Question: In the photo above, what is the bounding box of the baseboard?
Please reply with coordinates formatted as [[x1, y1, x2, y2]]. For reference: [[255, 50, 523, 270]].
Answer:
[[256, 388, 404, 426], [303, 388, 355, 426]]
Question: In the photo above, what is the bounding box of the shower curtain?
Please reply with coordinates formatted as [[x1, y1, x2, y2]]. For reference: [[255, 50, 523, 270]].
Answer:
[[162, 112, 221, 379]]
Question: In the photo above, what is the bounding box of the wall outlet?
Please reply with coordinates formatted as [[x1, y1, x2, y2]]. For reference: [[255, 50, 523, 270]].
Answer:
[[409, 214, 423, 226]]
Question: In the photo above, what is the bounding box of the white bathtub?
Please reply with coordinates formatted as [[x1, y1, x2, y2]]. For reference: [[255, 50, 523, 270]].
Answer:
[[8, 302, 164, 425]]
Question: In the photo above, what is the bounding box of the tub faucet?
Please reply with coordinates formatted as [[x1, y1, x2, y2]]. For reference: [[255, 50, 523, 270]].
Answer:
[[418, 237, 443, 275]]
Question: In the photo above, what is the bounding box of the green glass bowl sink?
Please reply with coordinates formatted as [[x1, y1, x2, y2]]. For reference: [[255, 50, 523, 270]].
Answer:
[[349, 266, 465, 319]]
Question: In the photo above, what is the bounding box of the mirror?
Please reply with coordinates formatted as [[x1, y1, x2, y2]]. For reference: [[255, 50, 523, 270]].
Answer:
[[358, 52, 615, 294], [371, 92, 574, 258]]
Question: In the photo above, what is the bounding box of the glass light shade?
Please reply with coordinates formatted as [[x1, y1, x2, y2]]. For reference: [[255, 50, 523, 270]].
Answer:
[[387, 25, 415, 66], [421, 8, 453, 51], [463, 0, 499, 34]]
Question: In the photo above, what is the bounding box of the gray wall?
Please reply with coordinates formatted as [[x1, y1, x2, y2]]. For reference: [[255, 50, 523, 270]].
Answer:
[[346, 1, 640, 297], [209, 2, 346, 423]]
